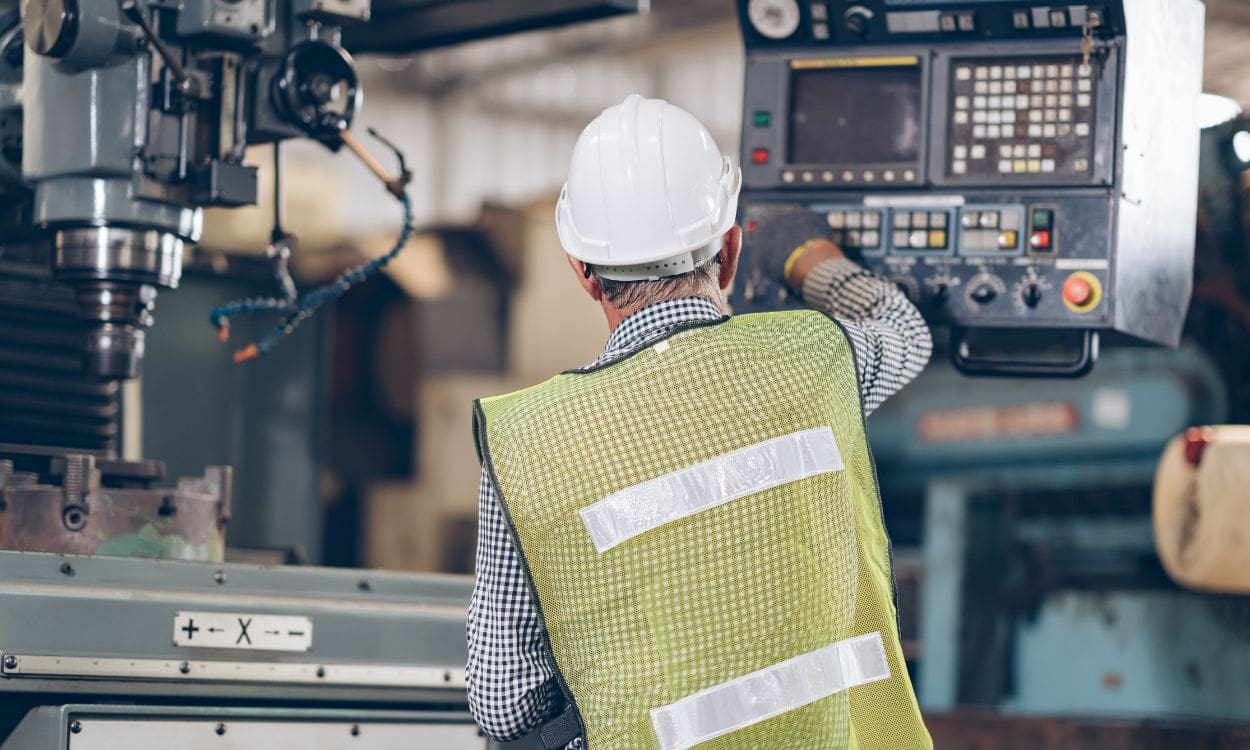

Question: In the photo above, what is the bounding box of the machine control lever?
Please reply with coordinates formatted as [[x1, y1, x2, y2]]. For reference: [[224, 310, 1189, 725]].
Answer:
[[121, 0, 196, 95]]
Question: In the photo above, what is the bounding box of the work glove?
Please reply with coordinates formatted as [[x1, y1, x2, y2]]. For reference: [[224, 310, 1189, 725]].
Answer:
[[746, 208, 834, 286]]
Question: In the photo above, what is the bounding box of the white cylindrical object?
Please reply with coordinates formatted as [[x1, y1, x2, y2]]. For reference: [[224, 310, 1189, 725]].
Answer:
[[1153, 426, 1250, 593]]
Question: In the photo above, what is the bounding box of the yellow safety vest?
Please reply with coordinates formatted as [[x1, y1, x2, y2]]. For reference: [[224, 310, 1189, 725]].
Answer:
[[474, 310, 930, 750]]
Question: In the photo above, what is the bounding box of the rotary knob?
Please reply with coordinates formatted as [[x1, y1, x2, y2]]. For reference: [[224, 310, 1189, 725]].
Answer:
[[965, 272, 1006, 310], [843, 6, 874, 35], [23, 0, 79, 58], [1021, 283, 1042, 308], [970, 284, 997, 305]]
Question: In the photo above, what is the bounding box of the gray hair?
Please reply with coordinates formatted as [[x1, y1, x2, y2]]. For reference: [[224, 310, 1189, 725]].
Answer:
[[593, 259, 724, 316]]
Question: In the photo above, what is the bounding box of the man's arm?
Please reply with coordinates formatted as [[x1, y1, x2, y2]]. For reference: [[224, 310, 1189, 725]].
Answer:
[[466, 468, 559, 741], [786, 240, 933, 416]]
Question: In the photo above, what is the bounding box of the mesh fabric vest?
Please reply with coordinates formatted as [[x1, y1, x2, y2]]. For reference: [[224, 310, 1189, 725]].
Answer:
[[474, 310, 930, 750]]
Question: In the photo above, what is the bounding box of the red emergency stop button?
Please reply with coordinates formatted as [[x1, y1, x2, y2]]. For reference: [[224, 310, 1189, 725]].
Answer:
[[1063, 276, 1092, 306], [751, 148, 771, 165], [1062, 272, 1102, 313]]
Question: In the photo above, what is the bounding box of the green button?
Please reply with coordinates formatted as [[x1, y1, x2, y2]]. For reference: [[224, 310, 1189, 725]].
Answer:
[[754, 110, 772, 128], [1032, 208, 1053, 230]]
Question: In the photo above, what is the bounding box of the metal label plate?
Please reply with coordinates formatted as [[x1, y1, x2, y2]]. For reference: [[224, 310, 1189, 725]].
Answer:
[[174, 611, 312, 652]]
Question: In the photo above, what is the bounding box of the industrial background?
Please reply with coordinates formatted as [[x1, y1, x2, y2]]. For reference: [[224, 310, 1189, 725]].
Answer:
[[2, 0, 1250, 747]]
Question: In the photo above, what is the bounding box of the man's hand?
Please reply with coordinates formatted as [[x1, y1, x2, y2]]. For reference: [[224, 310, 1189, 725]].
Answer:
[[784, 239, 845, 289], [748, 209, 846, 291]]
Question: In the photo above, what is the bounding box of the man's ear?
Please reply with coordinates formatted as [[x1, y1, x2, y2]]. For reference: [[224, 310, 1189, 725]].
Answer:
[[718, 226, 742, 291], [567, 254, 602, 302]]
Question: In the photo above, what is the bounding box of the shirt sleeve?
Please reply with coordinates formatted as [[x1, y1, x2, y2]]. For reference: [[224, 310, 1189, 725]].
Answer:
[[800, 258, 933, 416], [466, 467, 560, 741]]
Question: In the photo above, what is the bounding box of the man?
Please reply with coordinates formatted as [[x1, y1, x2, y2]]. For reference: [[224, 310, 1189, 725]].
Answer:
[[468, 94, 933, 749]]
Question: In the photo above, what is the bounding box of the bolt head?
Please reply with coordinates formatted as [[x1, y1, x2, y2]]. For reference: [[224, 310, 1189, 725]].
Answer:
[[69, 721, 82, 734], [213, 570, 227, 584], [3, 655, 17, 669], [179, 661, 191, 674]]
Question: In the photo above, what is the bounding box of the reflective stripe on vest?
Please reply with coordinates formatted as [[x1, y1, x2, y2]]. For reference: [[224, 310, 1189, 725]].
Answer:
[[579, 427, 844, 553], [650, 632, 891, 750]]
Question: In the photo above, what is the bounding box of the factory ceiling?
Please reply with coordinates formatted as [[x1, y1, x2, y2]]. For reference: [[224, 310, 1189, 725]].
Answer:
[[374, 0, 1250, 110]]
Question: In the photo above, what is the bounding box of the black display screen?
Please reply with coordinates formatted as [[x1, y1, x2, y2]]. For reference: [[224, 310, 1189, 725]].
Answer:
[[789, 66, 923, 165]]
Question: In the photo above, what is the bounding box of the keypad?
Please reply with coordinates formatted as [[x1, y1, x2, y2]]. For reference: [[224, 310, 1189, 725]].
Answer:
[[826, 209, 884, 252], [890, 210, 952, 252], [949, 56, 1097, 179], [958, 207, 1025, 254]]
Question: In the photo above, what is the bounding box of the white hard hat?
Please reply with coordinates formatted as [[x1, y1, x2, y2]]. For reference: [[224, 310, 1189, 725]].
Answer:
[[556, 94, 742, 281]]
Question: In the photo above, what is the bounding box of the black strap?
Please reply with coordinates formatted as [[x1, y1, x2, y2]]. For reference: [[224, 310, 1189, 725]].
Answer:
[[539, 706, 585, 750]]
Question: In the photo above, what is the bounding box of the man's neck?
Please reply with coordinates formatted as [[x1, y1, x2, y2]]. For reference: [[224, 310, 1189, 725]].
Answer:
[[600, 295, 726, 333], [600, 300, 631, 333]]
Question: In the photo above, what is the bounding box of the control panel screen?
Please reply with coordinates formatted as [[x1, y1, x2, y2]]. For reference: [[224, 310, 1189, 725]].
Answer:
[[789, 64, 922, 165]]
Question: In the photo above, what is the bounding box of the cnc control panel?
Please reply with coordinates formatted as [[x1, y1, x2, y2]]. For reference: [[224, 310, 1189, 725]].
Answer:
[[734, 0, 1204, 375]]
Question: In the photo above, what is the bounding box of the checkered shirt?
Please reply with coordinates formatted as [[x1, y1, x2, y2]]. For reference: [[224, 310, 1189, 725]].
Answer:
[[466, 258, 932, 742]]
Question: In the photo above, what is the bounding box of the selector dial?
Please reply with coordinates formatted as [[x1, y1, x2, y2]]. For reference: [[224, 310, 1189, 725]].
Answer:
[[924, 272, 960, 305], [1014, 276, 1052, 311], [965, 272, 1006, 310], [747, 0, 801, 40], [843, 6, 874, 36]]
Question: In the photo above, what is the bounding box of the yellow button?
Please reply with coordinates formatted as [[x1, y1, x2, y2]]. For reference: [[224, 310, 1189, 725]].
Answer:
[[929, 230, 948, 248], [998, 231, 1018, 249]]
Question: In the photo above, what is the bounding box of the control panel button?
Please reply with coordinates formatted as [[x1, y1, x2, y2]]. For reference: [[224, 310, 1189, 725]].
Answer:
[[1030, 230, 1052, 250], [892, 209, 952, 252], [824, 209, 885, 252], [948, 54, 1099, 180], [751, 148, 771, 165], [753, 110, 772, 128], [1062, 272, 1103, 313], [1012, 10, 1030, 29], [959, 206, 1024, 255], [1063, 275, 1092, 306]]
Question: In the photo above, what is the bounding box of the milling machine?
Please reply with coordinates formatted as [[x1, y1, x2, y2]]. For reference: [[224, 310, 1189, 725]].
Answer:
[[0, 2, 642, 748]]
